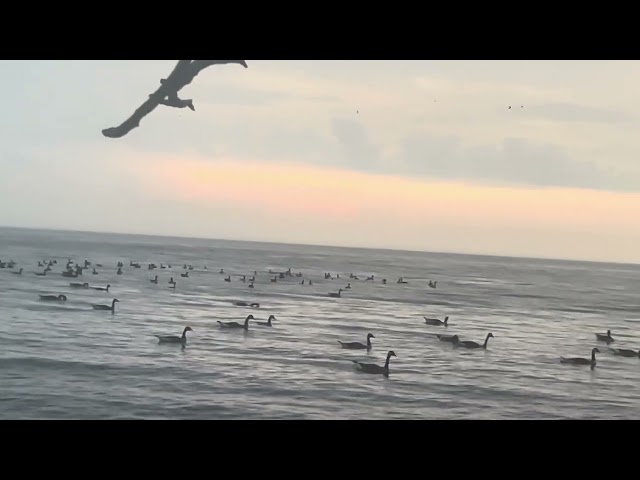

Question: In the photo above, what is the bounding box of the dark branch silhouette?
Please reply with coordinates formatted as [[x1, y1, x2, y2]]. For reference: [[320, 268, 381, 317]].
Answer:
[[102, 60, 248, 139]]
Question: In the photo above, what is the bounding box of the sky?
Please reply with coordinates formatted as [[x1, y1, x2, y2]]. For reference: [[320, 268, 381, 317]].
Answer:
[[1, 60, 639, 264]]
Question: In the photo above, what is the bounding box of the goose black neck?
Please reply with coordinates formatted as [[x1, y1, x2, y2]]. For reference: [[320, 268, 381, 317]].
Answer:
[[384, 353, 392, 369], [367, 336, 372, 348], [483, 334, 491, 348]]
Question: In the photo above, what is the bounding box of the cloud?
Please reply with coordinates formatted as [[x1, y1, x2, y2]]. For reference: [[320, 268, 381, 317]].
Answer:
[[113, 152, 640, 262], [331, 117, 384, 171], [519, 102, 636, 124], [398, 132, 634, 190]]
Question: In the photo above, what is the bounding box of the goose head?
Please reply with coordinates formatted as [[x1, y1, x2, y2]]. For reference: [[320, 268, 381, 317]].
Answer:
[[367, 333, 375, 340]]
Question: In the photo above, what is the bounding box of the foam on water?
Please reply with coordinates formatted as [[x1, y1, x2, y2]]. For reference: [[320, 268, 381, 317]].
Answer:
[[1, 227, 639, 419]]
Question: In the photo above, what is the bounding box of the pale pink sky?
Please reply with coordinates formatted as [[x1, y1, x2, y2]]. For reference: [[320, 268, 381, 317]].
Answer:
[[1, 60, 640, 263]]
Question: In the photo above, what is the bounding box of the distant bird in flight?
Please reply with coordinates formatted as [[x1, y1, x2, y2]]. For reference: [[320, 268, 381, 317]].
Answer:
[[102, 60, 248, 139]]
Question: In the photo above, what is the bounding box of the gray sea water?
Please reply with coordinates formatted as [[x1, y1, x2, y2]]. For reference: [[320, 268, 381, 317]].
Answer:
[[1, 226, 639, 419]]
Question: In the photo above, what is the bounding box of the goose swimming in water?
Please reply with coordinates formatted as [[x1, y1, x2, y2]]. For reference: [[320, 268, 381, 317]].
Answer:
[[150, 275, 158, 284], [34, 270, 47, 276], [92, 298, 119, 312], [92, 268, 99, 275], [328, 289, 343, 298], [455, 333, 494, 349], [91, 284, 110, 292], [339, 333, 374, 350], [218, 315, 252, 330], [256, 315, 276, 327], [248, 282, 254, 288], [224, 276, 231, 282], [69, 282, 89, 289], [610, 348, 640, 358], [155, 326, 193, 344], [117, 268, 123, 275], [424, 316, 448, 326], [39, 294, 67, 302], [168, 277, 176, 285], [352, 350, 397, 377], [233, 301, 260, 308], [345, 283, 351, 289], [12, 268, 23, 275], [560, 347, 600, 369], [595, 330, 614, 343], [181, 272, 189, 278], [437, 334, 459, 343]]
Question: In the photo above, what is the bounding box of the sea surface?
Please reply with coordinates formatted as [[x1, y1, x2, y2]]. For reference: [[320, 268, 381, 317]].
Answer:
[[1, 227, 639, 420]]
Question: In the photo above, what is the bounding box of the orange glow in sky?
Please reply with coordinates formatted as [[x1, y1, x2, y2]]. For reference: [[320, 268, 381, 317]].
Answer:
[[129, 155, 640, 234]]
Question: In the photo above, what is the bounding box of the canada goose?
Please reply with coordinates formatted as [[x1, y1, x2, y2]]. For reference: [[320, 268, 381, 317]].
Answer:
[[339, 333, 374, 350], [155, 326, 193, 344], [218, 315, 253, 330], [233, 301, 260, 308], [610, 348, 640, 358], [39, 294, 67, 302], [455, 333, 494, 349], [91, 284, 110, 292], [560, 348, 600, 369], [352, 350, 397, 376], [92, 298, 119, 312], [424, 316, 448, 326], [437, 334, 459, 343], [256, 315, 276, 327], [595, 330, 614, 343]]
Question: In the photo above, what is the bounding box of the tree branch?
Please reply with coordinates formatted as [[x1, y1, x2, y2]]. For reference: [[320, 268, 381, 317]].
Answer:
[[102, 60, 248, 139]]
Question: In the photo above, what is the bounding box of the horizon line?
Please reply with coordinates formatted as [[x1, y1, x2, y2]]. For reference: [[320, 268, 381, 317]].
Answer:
[[1, 223, 638, 269]]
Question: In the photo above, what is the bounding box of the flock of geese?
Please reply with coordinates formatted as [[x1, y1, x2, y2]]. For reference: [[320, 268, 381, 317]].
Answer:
[[2, 256, 639, 377], [427, 317, 638, 370]]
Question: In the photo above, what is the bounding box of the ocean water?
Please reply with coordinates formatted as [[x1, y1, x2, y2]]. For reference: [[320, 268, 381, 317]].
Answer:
[[0, 226, 639, 420]]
